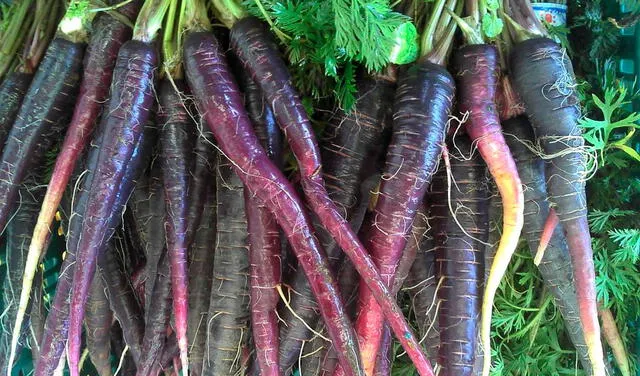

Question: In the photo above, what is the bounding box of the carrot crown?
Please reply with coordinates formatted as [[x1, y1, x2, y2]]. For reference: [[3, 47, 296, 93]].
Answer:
[[133, 0, 172, 43]]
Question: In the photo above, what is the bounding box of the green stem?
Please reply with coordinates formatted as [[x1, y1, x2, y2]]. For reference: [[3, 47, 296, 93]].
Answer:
[[466, 0, 479, 26], [420, 0, 446, 57], [253, 0, 290, 43], [447, 8, 483, 44], [133, 0, 173, 43], [21, 0, 61, 73], [162, 0, 180, 78], [425, 0, 461, 65], [0, 0, 34, 79], [504, 0, 546, 41], [434, 0, 457, 42]]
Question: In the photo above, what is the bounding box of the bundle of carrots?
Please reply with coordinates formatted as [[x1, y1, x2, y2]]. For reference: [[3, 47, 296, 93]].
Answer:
[[0, 0, 622, 375]]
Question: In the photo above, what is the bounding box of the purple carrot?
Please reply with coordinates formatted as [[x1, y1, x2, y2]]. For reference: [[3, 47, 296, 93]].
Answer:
[[85, 271, 114, 376]]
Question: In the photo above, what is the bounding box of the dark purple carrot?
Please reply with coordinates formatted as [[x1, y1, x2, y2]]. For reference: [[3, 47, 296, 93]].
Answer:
[[158, 77, 198, 375], [65, 3, 167, 372], [29, 263, 46, 364], [0, 36, 83, 235], [186, 133, 217, 376], [238, 69, 283, 376], [428, 135, 489, 376], [202, 153, 250, 376], [502, 115, 592, 373], [509, 7, 604, 369], [19, 4, 143, 357], [277, 68, 395, 375], [227, 17, 432, 374], [0, 73, 32, 151], [453, 43, 524, 376], [184, 27, 363, 376], [137, 247, 172, 376], [85, 271, 114, 376], [98, 233, 145, 364]]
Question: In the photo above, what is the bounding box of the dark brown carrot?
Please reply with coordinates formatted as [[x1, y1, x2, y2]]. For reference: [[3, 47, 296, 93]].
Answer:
[[137, 247, 172, 376], [85, 272, 113, 376], [202, 153, 250, 376], [187, 134, 217, 376], [0, 73, 32, 152]]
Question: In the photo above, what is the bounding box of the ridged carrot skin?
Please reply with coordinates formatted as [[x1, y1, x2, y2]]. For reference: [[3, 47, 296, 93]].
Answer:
[[34, 117, 153, 376], [98, 235, 145, 364], [239, 70, 283, 376], [453, 44, 524, 376], [137, 248, 172, 376], [229, 19, 432, 375], [66, 40, 157, 376], [0, 72, 32, 152], [187, 190, 216, 376], [510, 37, 604, 376], [376, 205, 429, 376], [184, 31, 363, 376], [0, 38, 83, 234], [203, 153, 250, 376], [334, 60, 453, 376], [85, 272, 113, 376], [158, 78, 198, 374], [12, 7, 143, 367], [278, 70, 394, 375], [502, 115, 592, 373], [129, 160, 166, 312], [429, 136, 489, 376]]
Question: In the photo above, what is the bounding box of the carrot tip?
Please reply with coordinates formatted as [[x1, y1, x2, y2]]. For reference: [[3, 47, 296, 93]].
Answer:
[[535, 208, 559, 265]]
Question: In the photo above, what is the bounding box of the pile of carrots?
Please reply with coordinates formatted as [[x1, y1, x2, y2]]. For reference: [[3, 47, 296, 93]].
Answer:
[[0, 0, 617, 375]]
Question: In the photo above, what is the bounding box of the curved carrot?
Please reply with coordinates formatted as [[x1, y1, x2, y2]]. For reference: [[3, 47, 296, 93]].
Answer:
[[453, 44, 525, 376], [66, 40, 158, 376], [510, 36, 605, 375], [229, 19, 433, 375], [277, 69, 394, 375], [240, 70, 283, 376], [184, 30, 363, 376]]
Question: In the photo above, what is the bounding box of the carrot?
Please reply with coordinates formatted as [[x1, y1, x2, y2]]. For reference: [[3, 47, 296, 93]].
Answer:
[[331, 56, 453, 375], [29, 263, 46, 364], [600, 307, 630, 376], [85, 271, 114, 376], [137, 247, 173, 376], [0, 34, 84, 234], [10, 3, 143, 368], [238, 69, 283, 376], [0, 73, 32, 151], [502, 115, 593, 373], [429, 135, 489, 376], [184, 28, 363, 375], [186, 135, 217, 376], [277, 68, 395, 375], [405, 212, 439, 363], [65, 3, 168, 372], [97, 233, 146, 365], [509, 29, 605, 374], [375, 205, 430, 376], [158, 77, 198, 375], [453, 43, 525, 376], [228, 18, 433, 373], [129, 160, 166, 313], [202, 152, 251, 376]]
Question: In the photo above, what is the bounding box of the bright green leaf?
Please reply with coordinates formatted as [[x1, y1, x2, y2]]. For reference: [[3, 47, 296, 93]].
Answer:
[[387, 22, 418, 65], [481, 12, 503, 39]]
